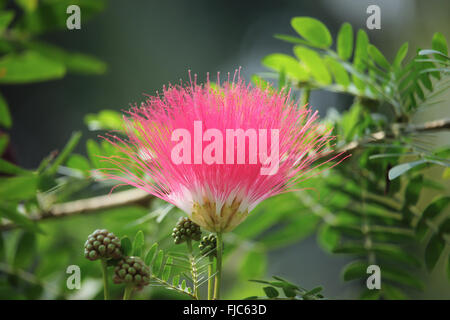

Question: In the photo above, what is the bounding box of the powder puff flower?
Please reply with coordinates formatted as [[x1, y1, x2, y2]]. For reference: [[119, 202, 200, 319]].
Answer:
[[100, 72, 346, 233]]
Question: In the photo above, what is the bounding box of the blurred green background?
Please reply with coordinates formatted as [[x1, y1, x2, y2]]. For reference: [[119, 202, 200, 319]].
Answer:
[[1, 0, 449, 299]]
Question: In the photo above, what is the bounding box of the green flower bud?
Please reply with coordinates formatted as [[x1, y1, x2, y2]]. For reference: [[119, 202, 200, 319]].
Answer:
[[171, 217, 202, 244], [84, 229, 122, 261], [113, 256, 150, 288], [199, 234, 219, 257]]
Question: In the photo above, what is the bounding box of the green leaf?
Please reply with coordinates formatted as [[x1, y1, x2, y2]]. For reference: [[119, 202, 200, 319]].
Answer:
[[47, 131, 82, 175], [294, 46, 331, 85], [416, 196, 450, 237], [404, 175, 423, 206], [0, 159, 30, 175], [181, 279, 187, 290], [304, 286, 323, 297], [0, 11, 14, 36], [162, 257, 173, 281], [0, 201, 40, 232], [370, 226, 415, 243], [132, 230, 144, 257], [425, 234, 445, 271], [388, 159, 427, 180], [0, 93, 11, 128], [15, 0, 38, 12], [84, 110, 123, 131], [145, 243, 158, 265], [152, 250, 164, 275], [333, 243, 366, 255], [373, 244, 421, 267], [354, 29, 369, 62], [282, 286, 297, 298], [324, 56, 350, 87], [382, 284, 407, 300], [341, 102, 362, 141], [25, 41, 107, 75], [0, 51, 65, 84], [262, 53, 308, 81], [274, 34, 311, 46], [86, 139, 102, 168], [120, 236, 132, 256], [352, 29, 369, 91], [368, 45, 390, 70], [291, 17, 332, 48], [263, 286, 279, 298], [393, 42, 409, 68], [382, 265, 423, 290], [240, 250, 267, 280], [342, 260, 367, 281], [66, 154, 91, 173], [13, 231, 36, 269], [337, 22, 353, 60], [172, 274, 180, 287], [0, 174, 38, 201], [431, 32, 448, 60], [317, 223, 340, 252]]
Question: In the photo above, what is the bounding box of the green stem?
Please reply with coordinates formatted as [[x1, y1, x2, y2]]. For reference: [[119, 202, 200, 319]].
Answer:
[[100, 259, 110, 300], [213, 232, 223, 300], [186, 239, 199, 299], [123, 285, 133, 300], [301, 87, 311, 106], [208, 255, 214, 300]]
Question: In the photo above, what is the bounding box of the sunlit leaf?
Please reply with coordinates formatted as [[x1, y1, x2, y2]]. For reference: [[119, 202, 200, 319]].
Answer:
[[262, 53, 308, 81], [291, 17, 332, 48], [368, 45, 390, 70], [0, 51, 65, 84], [337, 22, 353, 60], [294, 46, 331, 85]]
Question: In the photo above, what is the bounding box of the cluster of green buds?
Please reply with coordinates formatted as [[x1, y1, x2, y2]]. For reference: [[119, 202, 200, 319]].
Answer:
[[171, 217, 202, 244], [84, 229, 122, 261], [113, 256, 150, 288], [199, 234, 217, 257]]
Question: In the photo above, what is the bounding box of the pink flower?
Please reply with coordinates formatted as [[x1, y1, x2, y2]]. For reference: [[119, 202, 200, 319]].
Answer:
[[100, 72, 347, 232]]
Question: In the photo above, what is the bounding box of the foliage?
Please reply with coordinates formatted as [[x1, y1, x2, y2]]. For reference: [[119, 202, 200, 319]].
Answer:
[[247, 276, 324, 300], [0, 5, 449, 300], [257, 16, 450, 299]]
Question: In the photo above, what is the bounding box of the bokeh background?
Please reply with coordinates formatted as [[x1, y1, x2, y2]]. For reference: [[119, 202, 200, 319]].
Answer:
[[1, 0, 450, 299]]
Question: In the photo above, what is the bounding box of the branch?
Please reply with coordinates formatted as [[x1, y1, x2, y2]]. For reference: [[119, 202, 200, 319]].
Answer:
[[327, 118, 450, 158], [0, 188, 152, 231]]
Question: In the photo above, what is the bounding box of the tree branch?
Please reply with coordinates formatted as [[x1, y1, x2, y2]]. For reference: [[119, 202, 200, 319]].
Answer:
[[0, 188, 152, 231], [327, 118, 450, 158]]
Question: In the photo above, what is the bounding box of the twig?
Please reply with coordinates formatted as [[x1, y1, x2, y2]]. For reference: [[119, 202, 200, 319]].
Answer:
[[0, 188, 151, 231], [325, 118, 450, 159]]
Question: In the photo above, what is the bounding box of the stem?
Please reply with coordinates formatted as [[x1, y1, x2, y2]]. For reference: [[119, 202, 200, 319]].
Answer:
[[301, 87, 311, 106], [100, 259, 110, 300], [208, 255, 214, 300], [186, 239, 199, 298], [123, 285, 133, 300], [213, 232, 223, 300]]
